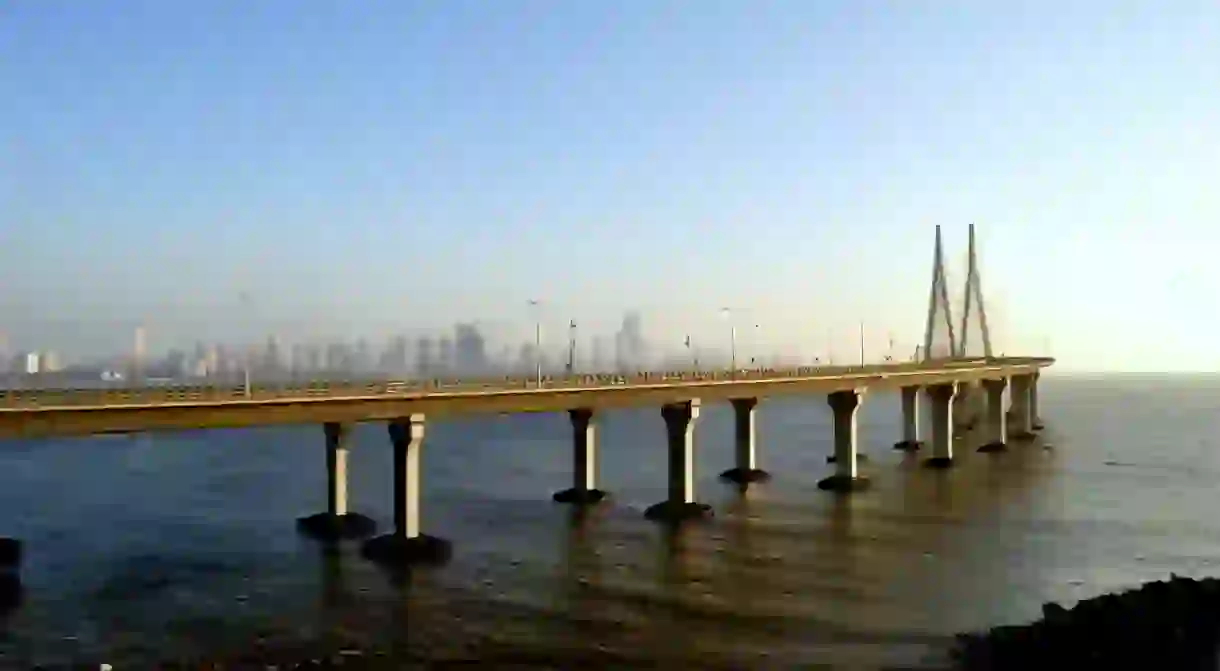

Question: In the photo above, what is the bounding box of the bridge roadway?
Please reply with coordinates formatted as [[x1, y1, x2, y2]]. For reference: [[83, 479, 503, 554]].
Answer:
[[0, 357, 1052, 439]]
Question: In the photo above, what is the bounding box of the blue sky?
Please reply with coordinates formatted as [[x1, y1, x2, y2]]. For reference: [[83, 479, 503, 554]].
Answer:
[[2, 1, 1218, 370]]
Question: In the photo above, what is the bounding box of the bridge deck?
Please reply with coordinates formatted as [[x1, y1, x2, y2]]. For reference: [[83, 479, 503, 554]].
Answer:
[[0, 357, 1052, 439]]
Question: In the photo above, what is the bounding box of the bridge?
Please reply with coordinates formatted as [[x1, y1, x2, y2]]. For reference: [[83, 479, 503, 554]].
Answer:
[[0, 225, 1054, 575]]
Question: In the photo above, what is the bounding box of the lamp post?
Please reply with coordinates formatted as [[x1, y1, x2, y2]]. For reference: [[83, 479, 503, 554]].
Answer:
[[721, 307, 737, 376], [239, 292, 253, 397], [529, 299, 542, 386]]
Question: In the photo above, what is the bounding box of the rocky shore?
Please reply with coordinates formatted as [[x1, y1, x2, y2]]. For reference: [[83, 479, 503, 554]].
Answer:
[[952, 574, 1220, 669]]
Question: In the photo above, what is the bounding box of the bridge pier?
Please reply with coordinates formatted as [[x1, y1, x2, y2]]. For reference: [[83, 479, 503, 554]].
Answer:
[[1031, 372, 1044, 430], [720, 398, 770, 484], [1009, 374, 1035, 441], [818, 389, 870, 492], [297, 422, 377, 541], [553, 408, 607, 504], [0, 537, 20, 610], [924, 382, 958, 469], [978, 378, 1008, 453], [645, 400, 712, 522], [361, 415, 451, 566], [893, 386, 924, 451]]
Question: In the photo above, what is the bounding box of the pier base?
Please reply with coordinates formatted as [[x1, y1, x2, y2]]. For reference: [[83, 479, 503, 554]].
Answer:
[[552, 488, 608, 504], [361, 533, 452, 566], [924, 456, 954, 469], [893, 439, 924, 451], [719, 467, 771, 484], [643, 501, 713, 522], [826, 453, 870, 464], [0, 538, 19, 571], [816, 474, 872, 492], [296, 512, 377, 541]]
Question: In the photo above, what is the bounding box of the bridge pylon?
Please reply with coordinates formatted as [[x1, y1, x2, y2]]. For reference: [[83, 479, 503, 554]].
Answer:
[[921, 225, 957, 361], [956, 223, 993, 358]]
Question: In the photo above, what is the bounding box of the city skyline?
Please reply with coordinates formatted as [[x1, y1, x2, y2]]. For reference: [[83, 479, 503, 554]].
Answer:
[[4, 3, 1218, 371]]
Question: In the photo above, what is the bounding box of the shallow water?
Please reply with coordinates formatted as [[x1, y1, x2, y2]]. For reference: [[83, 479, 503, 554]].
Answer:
[[3, 374, 1220, 668]]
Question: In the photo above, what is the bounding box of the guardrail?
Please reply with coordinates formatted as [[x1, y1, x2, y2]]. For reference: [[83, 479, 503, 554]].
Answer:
[[0, 357, 1052, 410]]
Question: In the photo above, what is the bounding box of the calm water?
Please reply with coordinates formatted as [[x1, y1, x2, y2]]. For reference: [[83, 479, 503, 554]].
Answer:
[[3, 375, 1220, 668]]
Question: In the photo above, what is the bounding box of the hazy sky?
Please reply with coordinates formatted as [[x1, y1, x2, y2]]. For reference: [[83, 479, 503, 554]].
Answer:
[[2, 1, 1218, 371]]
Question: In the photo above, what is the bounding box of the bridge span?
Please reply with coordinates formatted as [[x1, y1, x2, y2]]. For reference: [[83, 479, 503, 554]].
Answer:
[[0, 356, 1052, 570]]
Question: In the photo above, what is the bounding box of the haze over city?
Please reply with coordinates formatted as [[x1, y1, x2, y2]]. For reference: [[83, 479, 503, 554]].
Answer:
[[3, 2, 1219, 371]]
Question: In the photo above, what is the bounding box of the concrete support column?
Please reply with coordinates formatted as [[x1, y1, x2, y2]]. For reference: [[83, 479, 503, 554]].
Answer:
[[819, 389, 870, 491], [0, 537, 21, 611], [645, 400, 712, 522], [553, 408, 608, 504], [978, 378, 1008, 453], [1009, 374, 1035, 440], [925, 382, 958, 469], [720, 398, 770, 484], [362, 414, 452, 565], [297, 422, 376, 541], [893, 386, 923, 451], [1031, 372, 1044, 430]]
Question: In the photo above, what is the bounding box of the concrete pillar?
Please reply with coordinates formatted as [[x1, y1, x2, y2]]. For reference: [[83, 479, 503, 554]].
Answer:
[[1009, 374, 1035, 440], [297, 422, 376, 541], [893, 386, 923, 451], [1031, 372, 1044, 430], [720, 398, 770, 484], [645, 400, 712, 522], [818, 389, 870, 491], [553, 408, 607, 503], [0, 537, 19, 611], [978, 378, 1008, 453], [924, 382, 958, 468], [361, 414, 452, 565]]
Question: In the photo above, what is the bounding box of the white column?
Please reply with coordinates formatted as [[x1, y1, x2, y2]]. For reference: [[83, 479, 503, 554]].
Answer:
[[663, 400, 700, 504], [325, 422, 350, 516], [1030, 372, 1043, 429], [979, 378, 1007, 452], [895, 386, 922, 449], [831, 390, 862, 478], [390, 414, 426, 539], [1009, 374, 1033, 438], [819, 389, 869, 491], [733, 398, 757, 472], [927, 382, 958, 466], [553, 408, 605, 503]]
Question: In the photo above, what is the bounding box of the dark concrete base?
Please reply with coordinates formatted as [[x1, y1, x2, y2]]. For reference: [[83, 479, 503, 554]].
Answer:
[[552, 487, 608, 504], [893, 440, 924, 452], [816, 475, 871, 492], [719, 467, 772, 484], [360, 533, 452, 567], [0, 538, 20, 571], [924, 456, 954, 469], [1032, 421, 1046, 431], [296, 512, 377, 541], [977, 441, 1007, 453], [0, 573, 21, 613], [826, 453, 869, 464], [1011, 431, 1037, 442], [643, 501, 713, 523]]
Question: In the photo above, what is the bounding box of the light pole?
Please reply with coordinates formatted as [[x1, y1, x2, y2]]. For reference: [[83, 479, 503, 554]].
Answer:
[[567, 319, 576, 375], [239, 292, 253, 397], [721, 307, 736, 375], [858, 321, 865, 366], [529, 299, 542, 386]]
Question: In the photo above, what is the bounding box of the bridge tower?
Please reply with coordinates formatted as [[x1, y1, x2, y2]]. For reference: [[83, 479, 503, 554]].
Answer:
[[922, 225, 957, 361], [956, 223, 993, 358]]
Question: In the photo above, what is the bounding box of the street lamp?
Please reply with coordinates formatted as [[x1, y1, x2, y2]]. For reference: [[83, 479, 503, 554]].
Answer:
[[721, 307, 736, 376], [529, 299, 542, 386], [239, 292, 253, 397]]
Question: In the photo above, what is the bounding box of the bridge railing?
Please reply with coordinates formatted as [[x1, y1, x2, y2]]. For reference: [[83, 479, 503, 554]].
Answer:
[[0, 357, 1050, 409]]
